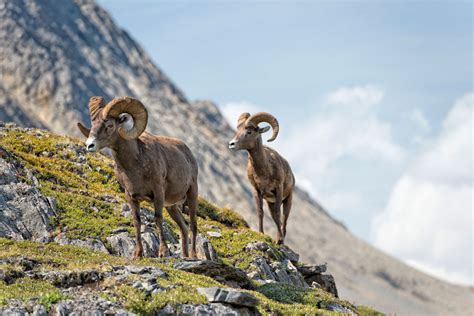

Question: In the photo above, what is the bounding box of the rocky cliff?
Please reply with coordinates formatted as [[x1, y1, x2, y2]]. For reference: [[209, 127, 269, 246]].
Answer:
[[0, 124, 379, 315], [0, 0, 472, 314]]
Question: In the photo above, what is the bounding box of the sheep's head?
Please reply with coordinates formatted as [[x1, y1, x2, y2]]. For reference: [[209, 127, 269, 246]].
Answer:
[[228, 112, 279, 152], [77, 96, 148, 152]]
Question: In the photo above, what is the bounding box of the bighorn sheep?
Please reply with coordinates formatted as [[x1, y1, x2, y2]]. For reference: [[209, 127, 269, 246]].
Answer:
[[77, 96, 198, 259], [228, 112, 295, 244]]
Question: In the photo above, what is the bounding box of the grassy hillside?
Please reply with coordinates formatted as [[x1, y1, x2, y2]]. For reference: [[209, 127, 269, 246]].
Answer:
[[0, 124, 381, 315]]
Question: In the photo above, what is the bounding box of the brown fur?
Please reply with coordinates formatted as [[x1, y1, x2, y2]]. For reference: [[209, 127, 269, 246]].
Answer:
[[78, 97, 198, 259], [229, 114, 295, 244]]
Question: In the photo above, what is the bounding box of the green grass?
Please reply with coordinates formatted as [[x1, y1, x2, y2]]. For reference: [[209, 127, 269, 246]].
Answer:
[[257, 283, 356, 313], [357, 305, 386, 316], [0, 278, 68, 308], [197, 198, 248, 228], [118, 285, 207, 315]]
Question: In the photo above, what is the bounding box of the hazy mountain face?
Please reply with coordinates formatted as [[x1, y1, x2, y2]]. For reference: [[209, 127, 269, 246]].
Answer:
[[1, 0, 472, 314]]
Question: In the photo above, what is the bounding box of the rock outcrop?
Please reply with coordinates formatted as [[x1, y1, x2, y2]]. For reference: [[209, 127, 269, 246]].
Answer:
[[0, 146, 57, 242], [0, 131, 359, 315]]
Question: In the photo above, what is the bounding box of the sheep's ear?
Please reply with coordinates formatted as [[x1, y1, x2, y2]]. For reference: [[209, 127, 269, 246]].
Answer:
[[118, 113, 134, 132], [258, 126, 271, 134], [77, 122, 90, 137]]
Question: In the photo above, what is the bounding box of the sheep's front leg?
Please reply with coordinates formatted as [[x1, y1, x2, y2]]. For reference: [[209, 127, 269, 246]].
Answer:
[[267, 190, 284, 244], [153, 195, 169, 257], [128, 197, 143, 259], [253, 189, 264, 233]]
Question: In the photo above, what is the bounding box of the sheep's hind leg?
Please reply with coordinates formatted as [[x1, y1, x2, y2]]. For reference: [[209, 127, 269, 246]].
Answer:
[[281, 191, 292, 241], [128, 197, 143, 259], [267, 200, 284, 245], [186, 184, 198, 259], [166, 205, 189, 258], [153, 196, 169, 257]]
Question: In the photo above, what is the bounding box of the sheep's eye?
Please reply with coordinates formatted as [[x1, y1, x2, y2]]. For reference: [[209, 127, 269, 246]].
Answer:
[[106, 124, 113, 129], [246, 129, 252, 135]]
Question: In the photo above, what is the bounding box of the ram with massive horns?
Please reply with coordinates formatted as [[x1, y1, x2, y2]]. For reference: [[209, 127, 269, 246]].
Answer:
[[77, 96, 199, 259], [228, 112, 295, 244]]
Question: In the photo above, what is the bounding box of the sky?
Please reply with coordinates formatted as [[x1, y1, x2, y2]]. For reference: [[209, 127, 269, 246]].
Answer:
[[99, 0, 473, 286]]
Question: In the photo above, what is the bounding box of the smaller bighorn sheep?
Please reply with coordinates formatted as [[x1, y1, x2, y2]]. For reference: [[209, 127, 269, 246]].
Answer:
[[229, 112, 295, 244], [77, 96, 198, 259]]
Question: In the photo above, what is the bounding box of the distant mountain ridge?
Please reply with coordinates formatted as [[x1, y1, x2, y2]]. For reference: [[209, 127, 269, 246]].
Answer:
[[1, 0, 472, 314]]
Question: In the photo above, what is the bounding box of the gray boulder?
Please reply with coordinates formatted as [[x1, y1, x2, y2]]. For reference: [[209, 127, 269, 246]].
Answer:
[[296, 263, 338, 297], [249, 257, 307, 288], [54, 235, 109, 253], [173, 260, 252, 289], [245, 242, 279, 260], [177, 303, 257, 316], [279, 245, 299, 263], [106, 232, 136, 258], [306, 273, 338, 297], [197, 287, 258, 307], [196, 234, 219, 262], [0, 155, 56, 242]]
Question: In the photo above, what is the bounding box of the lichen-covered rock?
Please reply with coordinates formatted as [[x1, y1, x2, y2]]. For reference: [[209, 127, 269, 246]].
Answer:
[[26, 270, 103, 288], [279, 245, 299, 263], [32, 304, 48, 316], [249, 256, 307, 288], [307, 273, 338, 298], [106, 232, 136, 258], [296, 263, 338, 297], [197, 287, 259, 307], [176, 303, 257, 316], [196, 234, 219, 262], [0, 156, 56, 242], [245, 241, 279, 260], [173, 260, 252, 289], [297, 263, 327, 275], [54, 234, 108, 253], [326, 303, 357, 315]]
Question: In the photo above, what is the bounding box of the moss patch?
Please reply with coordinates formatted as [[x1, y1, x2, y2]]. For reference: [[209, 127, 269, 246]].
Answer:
[[257, 282, 356, 313], [197, 198, 248, 228], [357, 305, 385, 316], [0, 278, 67, 308], [118, 285, 207, 315]]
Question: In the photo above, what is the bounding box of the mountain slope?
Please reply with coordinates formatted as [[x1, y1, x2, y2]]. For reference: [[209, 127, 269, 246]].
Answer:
[[0, 0, 472, 314], [1, 125, 379, 315]]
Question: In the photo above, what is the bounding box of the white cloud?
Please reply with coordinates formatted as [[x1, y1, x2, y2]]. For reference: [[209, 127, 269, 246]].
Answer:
[[274, 85, 404, 231], [220, 101, 262, 128], [326, 85, 384, 111], [410, 108, 431, 133], [281, 85, 404, 175], [372, 93, 473, 286]]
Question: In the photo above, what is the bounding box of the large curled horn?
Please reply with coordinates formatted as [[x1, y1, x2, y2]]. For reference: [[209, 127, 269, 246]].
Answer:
[[102, 96, 148, 139], [246, 112, 279, 142], [237, 112, 251, 127], [89, 96, 105, 120]]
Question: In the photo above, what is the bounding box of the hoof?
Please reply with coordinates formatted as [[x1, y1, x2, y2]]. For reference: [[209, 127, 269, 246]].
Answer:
[[189, 250, 197, 259], [158, 247, 170, 258], [132, 249, 143, 260]]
